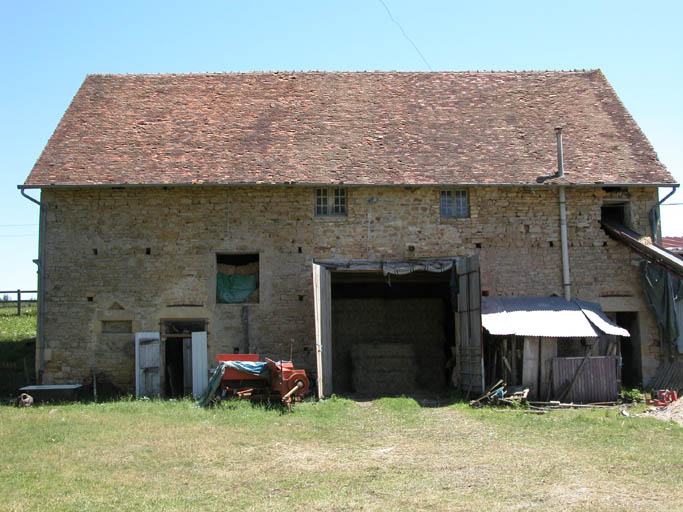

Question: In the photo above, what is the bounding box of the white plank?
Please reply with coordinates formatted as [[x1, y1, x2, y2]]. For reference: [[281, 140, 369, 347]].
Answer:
[[313, 263, 333, 397], [191, 331, 208, 398]]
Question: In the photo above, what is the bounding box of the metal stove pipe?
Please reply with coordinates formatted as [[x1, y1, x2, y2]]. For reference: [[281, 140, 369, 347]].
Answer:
[[556, 127, 571, 301]]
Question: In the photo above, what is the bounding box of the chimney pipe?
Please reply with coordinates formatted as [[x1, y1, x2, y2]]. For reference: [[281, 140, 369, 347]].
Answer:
[[555, 127, 564, 178], [555, 127, 571, 300]]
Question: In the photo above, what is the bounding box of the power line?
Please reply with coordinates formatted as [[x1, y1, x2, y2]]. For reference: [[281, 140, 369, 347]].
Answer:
[[0, 224, 38, 227], [377, 0, 433, 71]]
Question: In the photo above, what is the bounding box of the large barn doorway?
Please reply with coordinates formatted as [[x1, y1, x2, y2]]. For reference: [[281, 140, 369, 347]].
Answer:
[[331, 270, 454, 397], [313, 257, 482, 398], [311, 258, 481, 398]]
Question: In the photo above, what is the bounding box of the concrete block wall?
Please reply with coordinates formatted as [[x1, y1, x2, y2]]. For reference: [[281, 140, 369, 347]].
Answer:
[[38, 184, 664, 391]]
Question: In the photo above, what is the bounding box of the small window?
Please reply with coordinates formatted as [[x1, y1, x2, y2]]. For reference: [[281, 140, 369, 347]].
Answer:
[[441, 190, 469, 218], [315, 188, 347, 217], [216, 253, 259, 304]]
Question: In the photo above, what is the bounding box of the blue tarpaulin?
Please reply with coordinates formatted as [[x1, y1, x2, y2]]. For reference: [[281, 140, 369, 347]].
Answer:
[[223, 360, 269, 377], [216, 273, 258, 303]]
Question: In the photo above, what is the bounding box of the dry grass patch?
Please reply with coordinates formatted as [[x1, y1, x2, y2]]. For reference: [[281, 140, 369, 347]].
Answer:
[[0, 397, 681, 511]]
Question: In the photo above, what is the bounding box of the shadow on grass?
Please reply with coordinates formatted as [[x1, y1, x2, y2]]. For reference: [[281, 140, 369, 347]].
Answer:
[[0, 338, 36, 402], [334, 390, 469, 408]]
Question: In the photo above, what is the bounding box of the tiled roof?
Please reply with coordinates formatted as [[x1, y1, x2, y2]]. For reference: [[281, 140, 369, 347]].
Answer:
[[662, 237, 683, 252], [23, 70, 677, 187]]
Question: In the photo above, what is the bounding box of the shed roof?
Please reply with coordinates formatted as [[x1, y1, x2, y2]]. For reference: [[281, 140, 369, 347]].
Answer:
[[481, 296, 630, 338], [22, 70, 676, 188], [662, 237, 683, 253]]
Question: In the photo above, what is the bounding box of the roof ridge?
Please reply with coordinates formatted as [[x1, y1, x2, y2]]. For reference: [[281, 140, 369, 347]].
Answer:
[[84, 69, 600, 78]]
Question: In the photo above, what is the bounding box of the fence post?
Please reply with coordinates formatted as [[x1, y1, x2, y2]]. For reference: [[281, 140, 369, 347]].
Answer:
[[17, 289, 21, 316]]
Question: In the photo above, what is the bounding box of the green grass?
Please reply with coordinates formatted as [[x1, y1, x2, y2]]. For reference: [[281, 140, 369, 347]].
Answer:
[[0, 305, 37, 343], [0, 397, 680, 511]]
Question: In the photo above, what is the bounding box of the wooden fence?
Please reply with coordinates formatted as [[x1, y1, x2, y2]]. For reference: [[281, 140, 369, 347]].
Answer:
[[552, 356, 619, 403], [0, 289, 37, 316]]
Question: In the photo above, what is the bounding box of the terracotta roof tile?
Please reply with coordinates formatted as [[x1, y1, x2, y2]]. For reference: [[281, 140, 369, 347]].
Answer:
[[662, 236, 683, 252], [23, 70, 677, 187]]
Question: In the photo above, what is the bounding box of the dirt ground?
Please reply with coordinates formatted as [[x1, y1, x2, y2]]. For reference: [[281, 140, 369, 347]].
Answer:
[[644, 398, 683, 426]]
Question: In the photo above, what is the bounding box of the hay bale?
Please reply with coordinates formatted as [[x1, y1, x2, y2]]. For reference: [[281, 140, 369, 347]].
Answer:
[[351, 343, 417, 395]]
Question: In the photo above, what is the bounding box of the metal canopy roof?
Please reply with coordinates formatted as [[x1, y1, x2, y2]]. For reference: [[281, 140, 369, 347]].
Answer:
[[481, 296, 630, 338]]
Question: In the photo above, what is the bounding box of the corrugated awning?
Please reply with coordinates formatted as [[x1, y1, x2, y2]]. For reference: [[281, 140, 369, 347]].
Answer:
[[482, 296, 630, 338]]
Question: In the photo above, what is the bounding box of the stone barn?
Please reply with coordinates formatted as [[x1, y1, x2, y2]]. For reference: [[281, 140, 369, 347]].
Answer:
[[19, 70, 681, 398]]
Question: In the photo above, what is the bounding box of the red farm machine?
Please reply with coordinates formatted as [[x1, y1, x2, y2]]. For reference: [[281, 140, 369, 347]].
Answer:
[[198, 353, 310, 411]]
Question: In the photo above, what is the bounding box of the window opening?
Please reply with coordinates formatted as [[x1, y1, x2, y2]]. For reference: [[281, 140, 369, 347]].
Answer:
[[216, 253, 260, 303], [315, 188, 347, 217], [601, 202, 627, 226], [441, 190, 469, 218]]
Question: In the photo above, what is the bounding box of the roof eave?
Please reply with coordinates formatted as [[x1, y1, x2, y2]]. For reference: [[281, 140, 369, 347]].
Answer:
[[17, 182, 680, 190]]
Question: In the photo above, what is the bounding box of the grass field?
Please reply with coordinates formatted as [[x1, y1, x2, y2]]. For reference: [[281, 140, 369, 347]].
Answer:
[[1, 397, 681, 511], [0, 305, 36, 343], [1, 309, 680, 510]]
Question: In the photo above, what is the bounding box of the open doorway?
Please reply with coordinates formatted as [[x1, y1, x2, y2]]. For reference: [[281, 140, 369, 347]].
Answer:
[[616, 312, 641, 388], [161, 319, 207, 397], [330, 270, 454, 396]]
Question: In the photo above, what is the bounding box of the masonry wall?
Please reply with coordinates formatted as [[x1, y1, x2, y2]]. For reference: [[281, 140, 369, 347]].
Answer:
[[38, 185, 667, 391]]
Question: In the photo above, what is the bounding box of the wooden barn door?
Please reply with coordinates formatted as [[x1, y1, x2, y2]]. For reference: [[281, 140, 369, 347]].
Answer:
[[313, 263, 332, 398], [135, 332, 160, 397], [456, 255, 484, 395]]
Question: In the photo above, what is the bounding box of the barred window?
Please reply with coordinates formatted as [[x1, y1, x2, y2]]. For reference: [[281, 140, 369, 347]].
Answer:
[[315, 188, 347, 217], [440, 190, 469, 218]]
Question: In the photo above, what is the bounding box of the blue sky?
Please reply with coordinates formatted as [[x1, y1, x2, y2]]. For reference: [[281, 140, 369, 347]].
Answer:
[[1, 0, 682, 292]]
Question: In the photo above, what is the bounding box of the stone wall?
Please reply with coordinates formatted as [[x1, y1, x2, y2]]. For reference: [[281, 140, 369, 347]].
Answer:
[[38, 184, 666, 391]]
